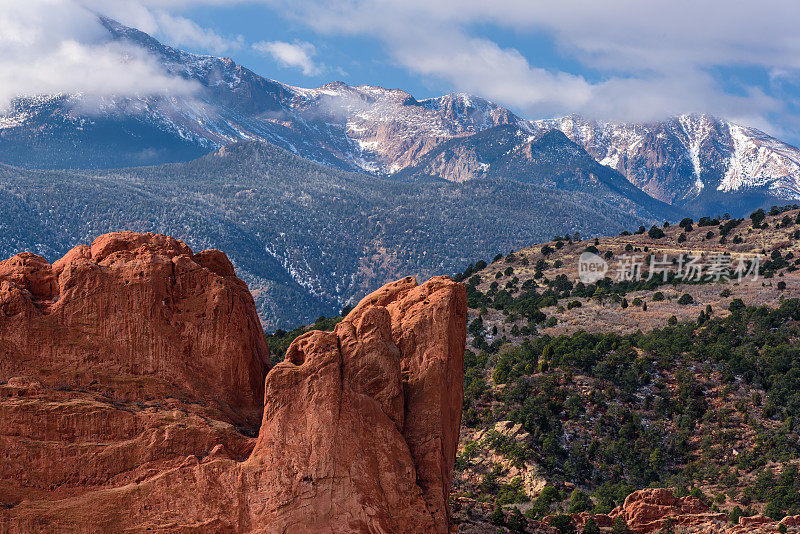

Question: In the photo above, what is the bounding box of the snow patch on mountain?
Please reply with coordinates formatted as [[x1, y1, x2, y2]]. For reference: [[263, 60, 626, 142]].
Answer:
[[719, 124, 800, 199], [677, 114, 707, 194], [530, 113, 800, 205]]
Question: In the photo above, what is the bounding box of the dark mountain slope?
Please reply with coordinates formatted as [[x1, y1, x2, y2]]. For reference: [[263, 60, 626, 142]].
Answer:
[[396, 125, 682, 222], [0, 140, 667, 327]]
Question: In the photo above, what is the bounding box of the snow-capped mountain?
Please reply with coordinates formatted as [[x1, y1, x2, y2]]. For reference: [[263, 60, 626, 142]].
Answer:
[[395, 123, 682, 221], [0, 17, 515, 171], [289, 83, 517, 173], [530, 114, 800, 209], [1, 17, 799, 216]]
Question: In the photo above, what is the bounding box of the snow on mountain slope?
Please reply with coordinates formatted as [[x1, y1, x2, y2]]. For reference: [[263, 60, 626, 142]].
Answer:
[[2, 17, 799, 215], [530, 114, 800, 207], [0, 17, 517, 172], [281, 83, 518, 172], [719, 124, 800, 197]]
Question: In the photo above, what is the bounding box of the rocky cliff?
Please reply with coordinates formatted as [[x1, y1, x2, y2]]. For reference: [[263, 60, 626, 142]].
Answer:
[[0, 232, 467, 533]]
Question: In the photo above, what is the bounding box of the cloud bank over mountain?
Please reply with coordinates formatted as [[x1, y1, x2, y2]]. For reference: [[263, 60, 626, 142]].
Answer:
[[269, 0, 798, 135], [0, 1, 202, 109], [2, 0, 799, 142]]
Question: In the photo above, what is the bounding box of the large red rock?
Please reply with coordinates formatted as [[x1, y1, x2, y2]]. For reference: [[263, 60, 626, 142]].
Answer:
[[0, 234, 467, 534], [0, 231, 269, 425], [0, 233, 269, 505]]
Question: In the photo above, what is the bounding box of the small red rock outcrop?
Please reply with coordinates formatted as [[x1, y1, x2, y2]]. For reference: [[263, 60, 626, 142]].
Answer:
[[557, 488, 798, 534], [617, 488, 726, 533], [0, 234, 467, 534]]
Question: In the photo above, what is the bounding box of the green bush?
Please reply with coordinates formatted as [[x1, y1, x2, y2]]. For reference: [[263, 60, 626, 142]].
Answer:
[[490, 506, 505, 525], [568, 489, 593, 514], [527, 485, 561, 519], [507, 507, 527, 533], [729, 298, 746, 312], [751, 208, 766, 227], [611, 515, 632, 534], [549, 514, 576, 534], [582, 518, 601, 534], [496, 477, 529, 505]]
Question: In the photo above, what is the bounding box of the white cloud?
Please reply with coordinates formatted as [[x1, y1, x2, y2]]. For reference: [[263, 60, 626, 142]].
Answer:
[[0, 0, 200, 110], [154, 11, 243, 54], [263, 0, 800, 134], [2, 0, 798, 138], [253, 40, 322, 76], [74, 1, 244, 53]]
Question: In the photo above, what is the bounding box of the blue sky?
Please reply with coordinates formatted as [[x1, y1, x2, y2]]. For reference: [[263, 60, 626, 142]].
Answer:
[[176, 3, 590, 94], [4, 1, 800, 145], [172, 3, 455, 96]]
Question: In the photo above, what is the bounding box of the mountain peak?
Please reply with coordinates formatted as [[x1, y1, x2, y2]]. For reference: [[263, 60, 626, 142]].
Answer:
[[317, 80, 349, 91], [1, 17, 799, 213], [531, 112, 800, 209]]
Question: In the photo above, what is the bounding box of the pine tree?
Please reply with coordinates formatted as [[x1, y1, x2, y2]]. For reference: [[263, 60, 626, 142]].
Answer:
[[611, 515, 632, 534], [582, 518, 601, 534]]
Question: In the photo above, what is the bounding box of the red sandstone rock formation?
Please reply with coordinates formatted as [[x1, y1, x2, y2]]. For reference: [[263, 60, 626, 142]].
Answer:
[[0, 232, 268, 505], [616, 488, 727, 533], [0, 232, 269, 425], [0, 234, 467, 533], [552, 488, 798, 534]]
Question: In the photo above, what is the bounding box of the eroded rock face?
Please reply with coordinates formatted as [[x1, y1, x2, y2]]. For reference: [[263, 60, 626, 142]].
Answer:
[[0, 232, 269, 506], [0, 235, 467, 534], [0, 231, 269, 426]]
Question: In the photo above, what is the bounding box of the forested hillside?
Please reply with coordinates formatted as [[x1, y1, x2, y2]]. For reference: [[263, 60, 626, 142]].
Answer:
[[269, 206, 800, 532], [0, 141, 668, 328], [450, 206, 800, 532]]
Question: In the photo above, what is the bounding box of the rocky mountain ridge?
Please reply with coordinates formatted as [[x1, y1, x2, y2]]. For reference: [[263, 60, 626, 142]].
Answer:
[[2, 18, 798, 216], [530, 114, 800, 212], [395, 125, 682, 222]]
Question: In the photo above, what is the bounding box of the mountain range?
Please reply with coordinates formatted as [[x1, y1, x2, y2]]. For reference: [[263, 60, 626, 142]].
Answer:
[[532, 114, 800, 215], [1, 18, 800, 326], [2, 17, 799, 215], [0, 139, 671, 328]]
